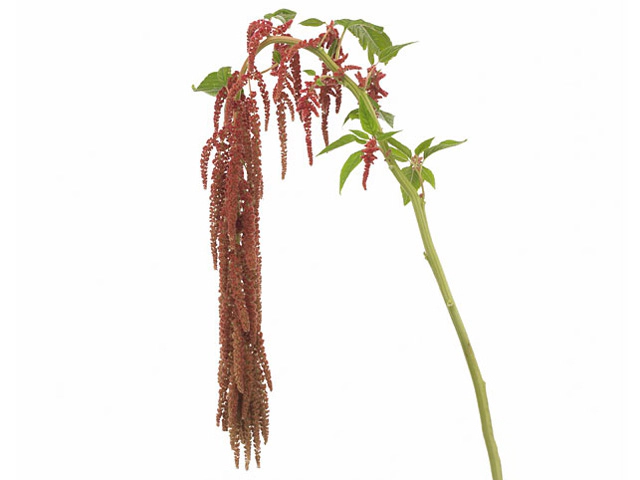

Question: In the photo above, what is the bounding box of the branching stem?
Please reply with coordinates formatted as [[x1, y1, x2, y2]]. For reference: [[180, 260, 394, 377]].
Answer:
[[247, 34, 504, 480]]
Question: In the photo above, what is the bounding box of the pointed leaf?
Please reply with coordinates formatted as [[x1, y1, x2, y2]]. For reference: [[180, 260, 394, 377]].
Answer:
[[300, 18, 324, 26], [400, 166, 421, 205], [303, 69, 317, 76], [192, 66, 232, 96], [264, 9, 297, 23], [340, 150, 365, 193], [387, 137, 412, 159], [375, 130, 401, 142], [358, 97, 378, 134], [424, 139, 467, 158], [415, 137, 435, 156], [349, 129, 369, 140], [378, 42, 416, 64], [389, 147, 410, 162], [380, 110, 395, 128], [336, 19, 392, 63], [317, 134, 359, 156], [421, 167, 436, 189], [343, 108, 360, 125]]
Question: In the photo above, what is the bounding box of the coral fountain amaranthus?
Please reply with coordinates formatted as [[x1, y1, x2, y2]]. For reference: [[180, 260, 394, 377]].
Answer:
[[195, 9, 504, 480]]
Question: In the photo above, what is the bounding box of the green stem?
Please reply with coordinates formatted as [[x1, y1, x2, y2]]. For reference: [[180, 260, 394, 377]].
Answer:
[[389, 166, 504, 480], [250, 35, 503, 479]]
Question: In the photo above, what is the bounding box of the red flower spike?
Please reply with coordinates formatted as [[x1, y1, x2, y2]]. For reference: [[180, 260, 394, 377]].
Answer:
[[253, 71, 270, 131], [297, 81, 321, 165], [272, 19, 293, 36], [356, 66, 389, 103], [361, 137, 379, 190], [246, 20, 273, 70], [203, 90, 271, 470], [276, 101, 288, 179]]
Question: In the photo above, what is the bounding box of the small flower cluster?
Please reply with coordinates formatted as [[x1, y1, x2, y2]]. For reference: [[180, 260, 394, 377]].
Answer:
[[356, 65, 389, 103], [361, 137, 379, 190]]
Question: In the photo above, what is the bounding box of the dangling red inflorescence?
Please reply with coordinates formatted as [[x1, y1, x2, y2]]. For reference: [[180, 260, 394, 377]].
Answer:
[[361, 137, 379, 190], [201, 66, 271, 470], [297, 80, 321, 165], [199, 16, 360, 470]]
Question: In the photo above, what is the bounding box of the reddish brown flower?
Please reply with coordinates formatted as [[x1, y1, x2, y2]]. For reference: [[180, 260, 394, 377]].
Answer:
[[356, 65, 388, 103], [297, 80, 321, 164], [361, 137, 379, 190], [202, 85, 271, 470], [199, 16, 373, 469]]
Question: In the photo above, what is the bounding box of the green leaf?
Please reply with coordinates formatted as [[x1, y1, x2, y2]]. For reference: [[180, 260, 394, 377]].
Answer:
[[340, 150, 364, 193], [343, 108, 359, 125], [389, 147, 410, 162], [421, 167, 436, 189], [400, 166, 422, 205], [335, 19, 392, 64], [192, 66, 232, 96], [349, 129, 369, 140], [264, 9, 297, 23], [387, 137, 412, 159], [414, 137, 435, 156], [380, 110, 395, 128], [358, 97, 378, 134], [424, 139, 467, 158], [300, 18, 324, 26], [375, 130, 401, 142], [378, 42, 416, 64], [317, 134, 360, 156], [303, 69, 316, 76], [272, 49, 282, 64]]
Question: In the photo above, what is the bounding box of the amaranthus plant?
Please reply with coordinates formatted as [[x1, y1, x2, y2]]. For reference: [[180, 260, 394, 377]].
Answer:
[[194, 9, 503, 479]]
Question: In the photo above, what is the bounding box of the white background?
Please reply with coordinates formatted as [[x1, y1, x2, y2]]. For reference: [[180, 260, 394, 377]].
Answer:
[[7, 0, 638, 479]]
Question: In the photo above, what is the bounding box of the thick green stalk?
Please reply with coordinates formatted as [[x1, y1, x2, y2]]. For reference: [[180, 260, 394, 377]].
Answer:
[[388, 165, 504, 480], [250, 35, 503, 479]]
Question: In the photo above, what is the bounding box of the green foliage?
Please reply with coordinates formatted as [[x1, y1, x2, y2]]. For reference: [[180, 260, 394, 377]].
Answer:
[[423, 139, 467, 158], [317, 134, 365, 156], [339, 150, 365, 193], [378, 42, 416, 64], [414, 137, 435, 156], [349, 129, 369, 140], [375, 130, 401, 142], [387, 137, 412, 160], [342, 108, 360, 125], [400, 167, 421, 205], [399, 166, 435, 205], [192, 66, 232, 96], [299, 18, 324, 26], [358, 97, 378, 134], [342, 108, 394, 128], [388, 147, 410, 162], [264, 8, 297, 23], [379, 110, 395, 128], [335, 19, 392, 64], [421, 167, 436, 189]]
